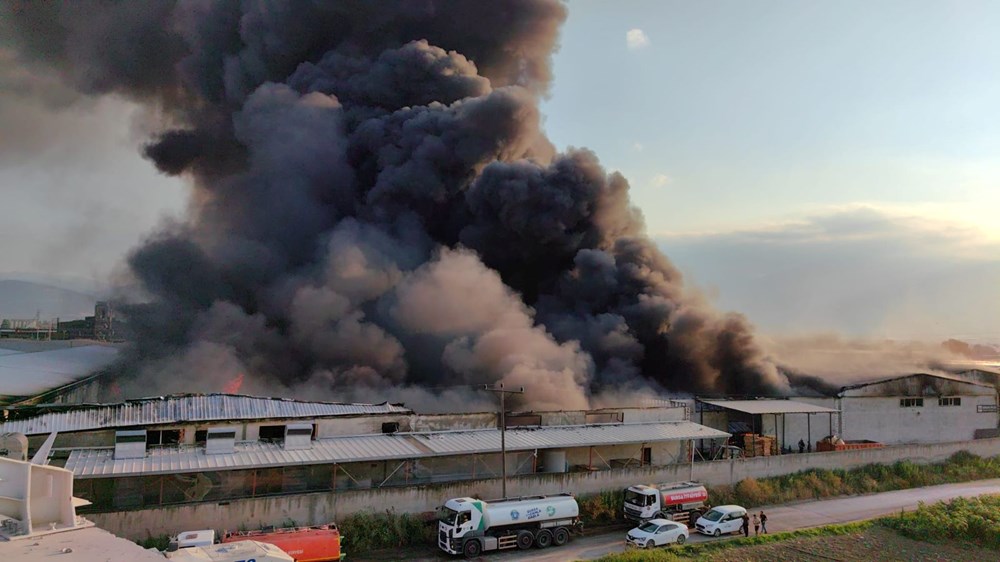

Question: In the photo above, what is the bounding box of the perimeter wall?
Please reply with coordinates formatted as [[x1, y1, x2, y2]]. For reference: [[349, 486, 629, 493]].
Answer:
[[92, 436, 1000, 540]]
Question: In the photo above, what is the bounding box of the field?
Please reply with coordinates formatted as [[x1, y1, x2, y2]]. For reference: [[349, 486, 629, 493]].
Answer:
[[706, 526, 994, 562]]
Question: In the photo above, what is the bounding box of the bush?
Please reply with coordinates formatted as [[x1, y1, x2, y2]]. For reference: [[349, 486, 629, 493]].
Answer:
[[338, 508, 436, 555], [703, 451, 1000, 510], [579, 489, 625, 525], [880, 495, 1000, 550], [136, 534, 170, 551]]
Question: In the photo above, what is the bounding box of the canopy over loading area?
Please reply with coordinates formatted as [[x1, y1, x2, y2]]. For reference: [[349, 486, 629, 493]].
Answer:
[[696, 399, 841, 456]]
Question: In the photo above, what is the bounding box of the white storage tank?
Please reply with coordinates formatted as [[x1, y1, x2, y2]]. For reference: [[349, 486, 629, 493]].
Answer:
[[482, 494, 579, 528], [540, 450, 567, 473]]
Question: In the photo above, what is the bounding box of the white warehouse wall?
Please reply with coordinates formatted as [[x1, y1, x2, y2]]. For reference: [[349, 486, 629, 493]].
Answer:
[[840, 395, 998, 445]]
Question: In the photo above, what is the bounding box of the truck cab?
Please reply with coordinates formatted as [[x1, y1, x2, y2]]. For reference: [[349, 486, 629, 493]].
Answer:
[[623, 482, 708, 522], [438, 497, 484, 555], [624, 485, 661, 520]]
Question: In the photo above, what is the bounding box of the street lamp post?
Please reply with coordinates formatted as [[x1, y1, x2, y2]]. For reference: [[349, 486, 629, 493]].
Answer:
[[484, 383, 524, 499]]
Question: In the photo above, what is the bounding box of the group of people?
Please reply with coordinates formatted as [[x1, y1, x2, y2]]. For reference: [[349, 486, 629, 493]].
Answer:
[[740, 511, 767, 537]]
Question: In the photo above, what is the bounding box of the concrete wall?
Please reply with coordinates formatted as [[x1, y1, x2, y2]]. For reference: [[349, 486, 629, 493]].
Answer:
[[91, 436, 1000, 541], [840, 395, 999, 445]]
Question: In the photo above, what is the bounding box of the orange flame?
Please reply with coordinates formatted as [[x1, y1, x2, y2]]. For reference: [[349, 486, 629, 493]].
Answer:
[[223, 373, 245, 394]]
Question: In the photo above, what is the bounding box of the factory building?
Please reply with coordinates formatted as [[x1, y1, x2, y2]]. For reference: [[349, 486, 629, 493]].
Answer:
[[0, 394, 728, 516], [0, 340, 120, 405], [837, 373, 999, 444]]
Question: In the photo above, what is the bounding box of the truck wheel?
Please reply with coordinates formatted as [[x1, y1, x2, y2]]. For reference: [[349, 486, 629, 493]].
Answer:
[[463, 539, 482, 559], [552, 527, 569, 546], [516, 530, 533, 550], [653, 511, 666, 519], [535, 529, 553, 549]]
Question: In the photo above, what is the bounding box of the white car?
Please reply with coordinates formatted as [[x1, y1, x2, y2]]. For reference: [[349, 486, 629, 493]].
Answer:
[[695, 505, 747, 537], [625, 518, 689, 548]]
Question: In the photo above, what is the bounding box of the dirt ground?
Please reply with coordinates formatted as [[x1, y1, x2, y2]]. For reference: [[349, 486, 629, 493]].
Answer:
[[707, 527, 992, 562]]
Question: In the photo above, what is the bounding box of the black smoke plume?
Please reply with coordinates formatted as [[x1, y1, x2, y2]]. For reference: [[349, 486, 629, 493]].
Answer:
[[2, 1, 790, 410]]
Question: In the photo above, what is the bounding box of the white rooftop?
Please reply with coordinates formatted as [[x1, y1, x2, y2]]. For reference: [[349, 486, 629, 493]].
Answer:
[[411, 420, 730, 455], [699, 399, 839, 415], [0, 526, 163, 561], [64, 421, 729, 477], [0, 394, 412, 435], [0, 344, 118, 397]]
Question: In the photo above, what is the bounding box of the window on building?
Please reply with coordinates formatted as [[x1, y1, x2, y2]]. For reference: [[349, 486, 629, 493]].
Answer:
[[899, 398, 924, 407], [938, 397, 961, 407], [641, 447, 652, 465], [259, 425, 286, 442], [147, 429, 181, 446], [194, 430, 207, 445]]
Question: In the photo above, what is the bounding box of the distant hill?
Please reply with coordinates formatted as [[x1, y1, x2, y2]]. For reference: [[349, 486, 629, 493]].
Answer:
[[0, 280, 96, 320]]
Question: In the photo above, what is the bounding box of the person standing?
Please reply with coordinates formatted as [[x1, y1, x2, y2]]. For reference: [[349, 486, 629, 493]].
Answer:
[[752, 513, 760, 536], [741, 513, 750, 537], [760, 511, 768, 534]]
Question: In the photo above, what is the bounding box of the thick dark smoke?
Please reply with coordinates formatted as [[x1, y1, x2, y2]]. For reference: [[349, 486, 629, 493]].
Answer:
[[2, 1, 792, 410]]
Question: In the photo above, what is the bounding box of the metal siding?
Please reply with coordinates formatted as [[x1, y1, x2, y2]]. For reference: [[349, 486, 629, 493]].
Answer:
[[63, 421, 727, 477], [0, 394, 411, 435], [699, 399, 839, 415], [411, 421, 728, 454]]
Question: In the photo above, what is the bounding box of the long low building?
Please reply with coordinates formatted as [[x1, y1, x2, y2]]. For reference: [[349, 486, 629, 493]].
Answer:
[[0, 393, 728, 514]]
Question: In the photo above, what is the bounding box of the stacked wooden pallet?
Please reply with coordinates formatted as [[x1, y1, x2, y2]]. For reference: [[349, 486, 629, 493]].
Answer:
[[741, 433, 778, 457]]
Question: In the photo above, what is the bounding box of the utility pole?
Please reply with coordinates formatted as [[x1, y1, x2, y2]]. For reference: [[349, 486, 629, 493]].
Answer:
[[483, 383, 524, 499]]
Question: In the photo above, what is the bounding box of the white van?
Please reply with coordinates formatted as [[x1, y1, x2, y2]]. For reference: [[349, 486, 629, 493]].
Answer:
[[694, 505, 747, 537]]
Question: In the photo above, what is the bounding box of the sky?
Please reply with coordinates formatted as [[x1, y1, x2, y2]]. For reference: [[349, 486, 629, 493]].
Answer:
[[0, 1, 997, 343]]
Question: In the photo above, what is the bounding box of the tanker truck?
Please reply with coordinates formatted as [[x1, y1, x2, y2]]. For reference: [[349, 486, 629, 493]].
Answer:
[[437, 494, 582, 558], [623, 481, 708, 524]]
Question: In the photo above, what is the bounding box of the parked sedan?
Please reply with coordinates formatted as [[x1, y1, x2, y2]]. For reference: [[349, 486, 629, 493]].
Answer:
[[625, 518, 689, 548]]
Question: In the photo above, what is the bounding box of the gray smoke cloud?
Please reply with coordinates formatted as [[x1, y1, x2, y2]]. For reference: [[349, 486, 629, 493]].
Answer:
[[2, 1, 793, 410]]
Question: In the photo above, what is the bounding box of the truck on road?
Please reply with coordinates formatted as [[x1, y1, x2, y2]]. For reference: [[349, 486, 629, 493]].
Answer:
[[437, 494, 582, 558], [623, 481, 708, 524]]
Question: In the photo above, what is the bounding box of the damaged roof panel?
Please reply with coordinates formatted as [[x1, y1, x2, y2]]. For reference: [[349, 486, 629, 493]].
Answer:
[[839, 373, 997, 397], [698, 399, 838, 415], [0, 394, 412, 435]]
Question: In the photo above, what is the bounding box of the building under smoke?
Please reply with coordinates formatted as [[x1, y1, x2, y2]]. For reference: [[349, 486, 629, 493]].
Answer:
[[2, 1, 792, 409]]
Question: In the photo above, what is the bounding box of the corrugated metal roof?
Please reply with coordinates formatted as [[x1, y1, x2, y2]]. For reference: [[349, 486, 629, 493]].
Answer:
[[0, 394, 412, 435], [0, 345, 119, 396], [65, 433, 425, 477], [63, 421, 729, 477], [412, 421, 730, 455], [699, 399, 838, 415], [838, 372, 998, 393]]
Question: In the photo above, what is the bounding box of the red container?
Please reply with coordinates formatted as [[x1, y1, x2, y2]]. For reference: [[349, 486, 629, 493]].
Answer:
[[222, 524, 341, 561]]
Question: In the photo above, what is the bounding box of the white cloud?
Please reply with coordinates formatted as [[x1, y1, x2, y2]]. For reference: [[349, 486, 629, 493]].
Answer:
[[632, 141, 644, 151], [626, 29, 650, 50], [655, 206, 1000, 342], [652, 173, 670, 187]]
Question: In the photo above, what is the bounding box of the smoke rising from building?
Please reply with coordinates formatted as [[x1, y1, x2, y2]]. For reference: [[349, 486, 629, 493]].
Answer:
[[2, 1, 795, 409]]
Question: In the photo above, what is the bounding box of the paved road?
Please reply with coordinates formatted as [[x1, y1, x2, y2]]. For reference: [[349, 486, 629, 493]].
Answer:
[[435, 478, 1000, 562]]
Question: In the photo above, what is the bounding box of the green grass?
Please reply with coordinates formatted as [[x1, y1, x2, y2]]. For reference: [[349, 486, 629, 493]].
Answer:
[[705, 451, 1000, 510], [880, 495, 1000, 550], [593, 521, 875, 561], [136, 534, 170, 551], [338, 508, 437, 554]]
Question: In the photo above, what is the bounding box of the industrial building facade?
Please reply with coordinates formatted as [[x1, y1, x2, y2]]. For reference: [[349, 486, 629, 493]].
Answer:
[[0, 395, 728, 515]]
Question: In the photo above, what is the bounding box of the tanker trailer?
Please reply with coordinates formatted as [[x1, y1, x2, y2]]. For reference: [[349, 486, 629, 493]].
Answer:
[[437, 494, 582, 558]]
